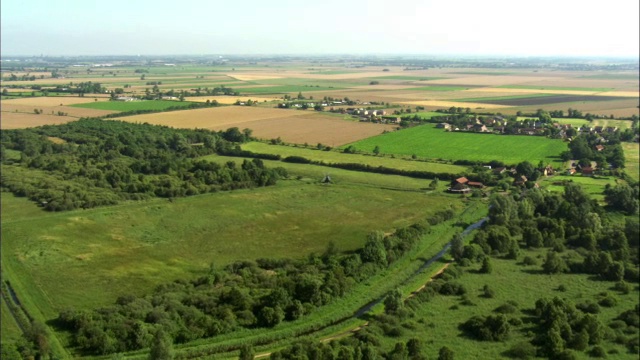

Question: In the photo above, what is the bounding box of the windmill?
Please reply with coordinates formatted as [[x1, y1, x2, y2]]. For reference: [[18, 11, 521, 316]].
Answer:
[[321, 173, 332, 184]]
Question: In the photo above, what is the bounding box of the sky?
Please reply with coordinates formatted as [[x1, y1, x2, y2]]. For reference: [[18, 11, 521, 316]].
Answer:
[[1, 0, 639, 57]]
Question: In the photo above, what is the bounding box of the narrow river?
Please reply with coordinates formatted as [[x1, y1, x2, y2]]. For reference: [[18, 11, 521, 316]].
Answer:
[[354, 216, 488, 317]]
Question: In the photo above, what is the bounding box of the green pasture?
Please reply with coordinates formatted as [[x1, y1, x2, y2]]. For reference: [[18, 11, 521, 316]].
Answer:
[[589, 119, 635, 130], [380, 249, 639, 359], [404, 111, 447, 119], [1, 297, 22, 344], [517, 116, 589, 127], [241, 142, 467, 174], [71, 99, 196, 112], [540, 174, 618, 203], [345, 124, 568, 165], [1, 179, 456, 312], [622, 142, 639, 181], [497, 85, 614, 92], [203, 154, 455, 191]]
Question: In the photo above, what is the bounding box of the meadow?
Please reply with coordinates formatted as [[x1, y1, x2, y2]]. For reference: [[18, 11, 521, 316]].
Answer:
[[71, 99, 196, 112], [0, 179, 457, 312], [539, 174, 618, 203], [345, 124, 569, 165], [622, 142, 639, 181], [240, 142, 468, 174], [381, 249, 640, 359]]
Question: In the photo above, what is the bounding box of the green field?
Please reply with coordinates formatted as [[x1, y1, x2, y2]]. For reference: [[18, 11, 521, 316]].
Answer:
[[622, 142, 639, 181], [381, 249, 639, 359], [241, 142, 467, 174], [345, 124, 568, 165], [517, 117, 589, 127], [497, 85, 614, 92], [406, 111, 451, 119], [1, 178, 457, 312], [72, 99, 196, 111], [540, 174, 618, 203], [0, 297, 22, 343]]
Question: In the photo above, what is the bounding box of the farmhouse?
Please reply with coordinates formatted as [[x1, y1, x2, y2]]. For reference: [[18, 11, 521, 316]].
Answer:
[[567, 168, 577, 175], [595, 145, 605, 152], [448, 182, 471, 193], [454, 177, 469, 185], [468, 181, 484, 188], [436, 123, 451, 130], [582, 167, 594, 176]]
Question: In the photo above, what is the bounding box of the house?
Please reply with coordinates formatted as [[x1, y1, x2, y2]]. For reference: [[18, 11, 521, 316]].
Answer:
[[582, 167, 594, 176], [493, 167, 506, 175], [448, 183, 471, 193], [543, 165, 554, 176], [436, 123, 451, 130], [454, 177, 469, 185], [116, 96, 136, 101], [468, 181, 484, 188], [372, 109, 386, 116], [567, 168, 576, 175], [514, 175, 528, 186], [472, 124, 489, 133], [595, 145, 605, 152], [593, 126, 604, 133]]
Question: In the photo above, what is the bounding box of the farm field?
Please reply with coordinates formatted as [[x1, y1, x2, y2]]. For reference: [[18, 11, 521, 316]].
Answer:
[[346, 124, 569, 165], [622, 142, 639, 181], [1, 180, 457, 312], [71, 99, 196, 112], [117, 107, 396, 146], [0, 111, 83, 129], [241, 142, 468, 174]]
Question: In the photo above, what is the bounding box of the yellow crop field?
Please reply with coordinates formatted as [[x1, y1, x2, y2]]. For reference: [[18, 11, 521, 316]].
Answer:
[[117, 107, 395, 146], [0, 112, 77, 129]]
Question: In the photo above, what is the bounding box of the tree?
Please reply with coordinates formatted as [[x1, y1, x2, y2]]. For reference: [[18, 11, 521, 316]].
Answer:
[[542, 251, 568, 274], [480, 257, 493, 274], [450, 233, 464, 261], [384, 288, 403, 314], [373, 145, 381, 155], [239, 344, 255, 360], [149, 330, 174, 360], [361, 231, 387, 266], [438, 346, 454, 360]]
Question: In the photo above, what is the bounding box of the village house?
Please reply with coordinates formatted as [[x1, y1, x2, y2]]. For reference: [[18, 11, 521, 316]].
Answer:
[[595, 145, 605, 152], [582, 167, 594, 176], [436, 123, 451, 130], [468, 181, 484, 188]]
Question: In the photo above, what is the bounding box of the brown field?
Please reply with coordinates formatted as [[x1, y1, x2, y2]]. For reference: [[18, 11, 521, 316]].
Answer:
[[116, 106, 395, 146], [0, 112, 78, 129], [506, 98, 639, 117], [1, 96, 110, 106], [399, 100, 510, 109], [1, 103, 116, 120], [425, 75, 557, 86]]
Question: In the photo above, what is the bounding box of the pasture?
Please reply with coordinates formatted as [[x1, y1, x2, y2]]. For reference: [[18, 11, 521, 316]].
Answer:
[[241, 142, 468, 174], [383, 249, 640, 360], [345, 124, 568, 165], [117, 107, 396, 146], [540, 175, 618, 203], [1, 180, 457, 312], [622, 142, 639, 181], [71, 99, 196, 112]]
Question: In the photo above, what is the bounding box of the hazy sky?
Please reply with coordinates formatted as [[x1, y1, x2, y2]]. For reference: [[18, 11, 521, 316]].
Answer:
[[1, 0, 639, 57]]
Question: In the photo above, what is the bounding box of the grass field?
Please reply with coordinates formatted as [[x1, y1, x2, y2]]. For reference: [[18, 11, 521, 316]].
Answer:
[[241, 142, 467, 174], [345, 124, 568, 165], [71, 99, 196, 112], [540, 175, 618, 203], [1, 180, 458, 312], [383, 249, 640, 359], [405, 111, 448, 119], [622, 142, 639, 181]]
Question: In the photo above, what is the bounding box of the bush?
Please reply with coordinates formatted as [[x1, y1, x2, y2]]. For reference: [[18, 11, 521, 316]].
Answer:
[[505, 341, 536, 359], [494, 303, 518, 314], [589, 345, 607, 358], [461, 314, 511, 341], [522, 256, 537, 266]]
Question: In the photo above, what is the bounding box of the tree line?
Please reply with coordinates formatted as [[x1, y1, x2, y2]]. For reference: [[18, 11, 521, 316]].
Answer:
[[0, 119, 286, 211]]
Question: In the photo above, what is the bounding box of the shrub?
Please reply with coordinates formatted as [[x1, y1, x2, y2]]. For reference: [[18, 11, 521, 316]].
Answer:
[[494, 303, 518, 314], [589, 345, 607, 358], [522, 256, 537, 266], [505, 341, 536, 359]]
